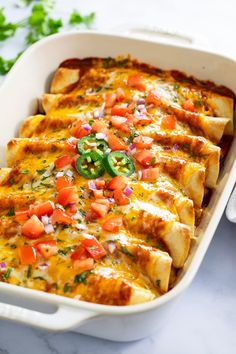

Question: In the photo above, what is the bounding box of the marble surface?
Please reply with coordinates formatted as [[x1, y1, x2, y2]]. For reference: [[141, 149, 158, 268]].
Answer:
[[0, 1, 236, 353]]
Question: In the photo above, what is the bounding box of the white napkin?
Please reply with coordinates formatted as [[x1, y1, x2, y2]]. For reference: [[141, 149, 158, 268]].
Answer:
[[226, 185, 236, 223]]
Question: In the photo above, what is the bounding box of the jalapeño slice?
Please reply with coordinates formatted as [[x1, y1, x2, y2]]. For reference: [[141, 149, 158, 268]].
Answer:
[[77, 134, 109, 156], [75, 151, 105, 179], [104, 152, 135, 177]]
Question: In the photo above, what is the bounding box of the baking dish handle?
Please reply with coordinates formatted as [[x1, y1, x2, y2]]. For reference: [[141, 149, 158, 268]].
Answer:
[[226, 184, 236, 223], [0, 302, 96, 331], [111, 25, 206, 47]]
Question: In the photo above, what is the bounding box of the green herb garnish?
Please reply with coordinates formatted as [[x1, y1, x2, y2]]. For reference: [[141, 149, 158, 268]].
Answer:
[[2, 267, 12, 280]]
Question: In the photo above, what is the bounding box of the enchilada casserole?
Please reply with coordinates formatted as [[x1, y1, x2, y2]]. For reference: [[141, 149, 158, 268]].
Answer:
[[0, 56, 234, 305]]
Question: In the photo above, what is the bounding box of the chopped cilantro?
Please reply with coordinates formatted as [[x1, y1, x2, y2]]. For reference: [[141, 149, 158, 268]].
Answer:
[[69, 10, 95, 28], [120, 247, 135, 259], [9, 177, 14, 185], [74, 270, 92, 284], [27, 265, 32, 278], [6, 207, 15, 216], [63, 283, 71, 293], [156, 279, 161, 287], [20, 169, 29, 174], [36, 168, 46, 175], [174, 84, 180, 90], [2, 267, 12, 280]]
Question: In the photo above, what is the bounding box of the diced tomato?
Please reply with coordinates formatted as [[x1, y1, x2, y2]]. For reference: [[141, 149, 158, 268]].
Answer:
[[111, 105, 132, 117], [141, 167, 160, 181], [114, 189, 130, 206], [107, 133, 128, 151], [135, 113, 154, 125], [110, 116, 127, 129], [116, 88, 125, 101], [182, 99, 195, 112], [74, 125, 91, 139], [81, 238, 106, 260], [133, 135, 153, 149], [56, 186, 78, 207], [71, 154, 80, 169], [56, 176, 73, 191], [18, 245, 37, 265], [35, 240, 57, 259], [161, 115, 176, 130], [101, 215, 123, 233], [85, 210, 100, 222], [145, 90, 161, 106], [93, 189, 104, 199], [127, 74, 146, 91], [15, 209, 29, 223], [51, 209, 73, 225], [73, 258, 94, 271], [107, 176, 128, 190], [91, 121, 108, 133], [134, 150, 154, 167], [22, 215, 45, 239], [66, 137, 78, 152], [71, 245, 89, 261], [91, 202, 109, 218], [72, 120, 90, 139], [29, 201, 54, 218], [68, 204, 78, 214], [55, 155, 72, 169], [105, 92, 117, 108], [94, 179, 106, 189]]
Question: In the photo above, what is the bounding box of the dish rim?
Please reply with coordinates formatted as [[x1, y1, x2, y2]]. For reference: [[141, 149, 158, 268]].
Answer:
[[0, 30, 235, 316]]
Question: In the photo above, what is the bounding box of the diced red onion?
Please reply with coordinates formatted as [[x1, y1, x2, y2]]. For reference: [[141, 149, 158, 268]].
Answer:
[[73, 211, 83, 220], [146, 103, 154, 109], [96, 133, 106, 140], [85, 111, 92, 119], [83, 233, 94, 239], [86, 88, 94, 95], [67, 137, 77, 144], [108, 198, 115, 204], [134, 111, 146, 119], [172, 144, 179, 152], [38, 263, 49, 271], [55, 171, 64, 179], [137, 170, 142, 180], [42, 215, 50, 225], [90, 142, 97, 147], [68, 113, 83, 118], [129, 143, 136, 151], [132, 93, 140, 102], [120, 103, 128, 108], [81, 124, 91, 131], [137, 98, 145, 105], [124, 187, 133, 197], [93, 110, 100, 119], [0, 262, 7, 272], [75, 223, 86, 230], [44, 223, 54, 234], [137, 104, 146, 111], [66, 170, 74, 178], [107, 242, 116, 254], [88, 181, 96, 191]]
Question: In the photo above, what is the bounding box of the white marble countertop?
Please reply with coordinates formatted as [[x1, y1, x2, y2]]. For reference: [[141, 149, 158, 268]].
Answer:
[[0, 1, 236, 353]]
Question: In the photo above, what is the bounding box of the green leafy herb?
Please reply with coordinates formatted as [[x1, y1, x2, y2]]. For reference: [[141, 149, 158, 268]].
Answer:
[[21, 169, 29, 174], [58, 246, 75, 256], [6, 207, 15, 216], [33, 276, 45, 280], [27, 265, 32, 278], [63, 282, 71, 293], [2, 267, 12, 280], [174, 84, 180, 90], [120, 246, 135, 259], [9, 177, 15, 185], [74, 270, 92, 285], [0, 8, 18, 41], [69, 10, 95, 29], [156, 279, 161, 287], [36, 168, 46, 175]]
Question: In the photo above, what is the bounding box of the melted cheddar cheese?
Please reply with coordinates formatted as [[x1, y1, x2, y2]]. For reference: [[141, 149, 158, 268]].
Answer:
[[0, 56, 234, 305]]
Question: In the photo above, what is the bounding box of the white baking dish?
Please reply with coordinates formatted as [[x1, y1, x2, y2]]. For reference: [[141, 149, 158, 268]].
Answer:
[[0, 31, 235, 341]]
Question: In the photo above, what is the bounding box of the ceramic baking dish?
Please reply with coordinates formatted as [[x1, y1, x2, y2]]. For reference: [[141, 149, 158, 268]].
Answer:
[[0, 31, 235, 341]]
